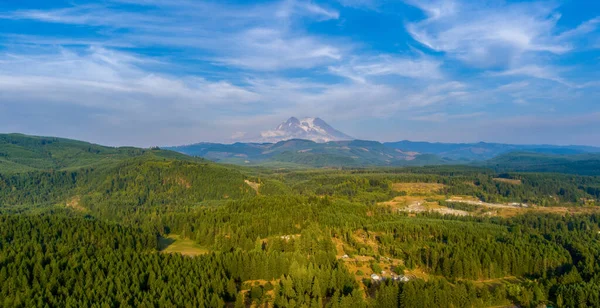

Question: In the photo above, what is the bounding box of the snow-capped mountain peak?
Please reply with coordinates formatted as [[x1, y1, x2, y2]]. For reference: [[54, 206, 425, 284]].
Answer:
[[258, 117, 353, 143]]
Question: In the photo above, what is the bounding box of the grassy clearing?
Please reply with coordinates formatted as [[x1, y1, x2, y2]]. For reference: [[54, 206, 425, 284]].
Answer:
[[493, 178, 522, 185], [65, 196, 86, 212], [378, 195, 450, 216], [244, 179, 261, 194], [392, 182, 445, 194], [333, 235, 407, 298], [159, 234, 210, 256]]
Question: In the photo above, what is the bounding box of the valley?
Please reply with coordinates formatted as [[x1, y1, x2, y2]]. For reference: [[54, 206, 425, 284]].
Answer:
[[1, 134, 600, 307]]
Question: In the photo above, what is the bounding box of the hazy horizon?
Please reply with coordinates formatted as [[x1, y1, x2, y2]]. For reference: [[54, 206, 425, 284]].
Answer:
[[1, 0, 599, 147], [3, 127, 600, 149]]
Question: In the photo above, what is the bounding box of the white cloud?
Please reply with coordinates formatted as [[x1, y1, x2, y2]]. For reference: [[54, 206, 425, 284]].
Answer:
[[0, 46, 468, 146], [405, 0, 574, 68], [496, 81, 530, 92], [405, 0, 457, 20], [0, 47, 260, 112], [329, 54, 443, 83], [412, 111, 485, 122], [1, 1, 344, 72], [211, 28, 343, 71], [557, 17, 600, 40], [1, 0, 598, 146], [290, 1, 340, 20], [492, 65, 569, 86], [337, 0, 380, 9]]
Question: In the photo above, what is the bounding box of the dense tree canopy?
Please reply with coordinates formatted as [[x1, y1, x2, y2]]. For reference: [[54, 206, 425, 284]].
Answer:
[[1, 143, 600, 307]]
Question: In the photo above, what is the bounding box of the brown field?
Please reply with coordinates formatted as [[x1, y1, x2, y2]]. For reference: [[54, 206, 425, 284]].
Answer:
[[332, 237, 348, 256], [396, 201, 470, 216], [379, 195, 444, 208], [446, 198, 600, 217], [404, 268, 431, 281], [379, 194, 471, 216], [391, 182, 445, 194], [66, 196, 86, 212], [159, 234, 210, 256], [244, 180, 261, 194], [526, 206, 600, 216], [493, 178, 522, 185], [381, 193, 600, 219]]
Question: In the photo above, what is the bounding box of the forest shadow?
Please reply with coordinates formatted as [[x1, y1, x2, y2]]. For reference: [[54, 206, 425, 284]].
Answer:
[[158, 236, 176, 250]]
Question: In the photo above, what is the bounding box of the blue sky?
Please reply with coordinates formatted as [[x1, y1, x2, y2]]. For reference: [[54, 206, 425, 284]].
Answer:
[[0, 0, 599, 146]]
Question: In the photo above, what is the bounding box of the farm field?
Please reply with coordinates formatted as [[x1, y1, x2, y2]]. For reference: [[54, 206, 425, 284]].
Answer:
[[159, 234, 210, 256]]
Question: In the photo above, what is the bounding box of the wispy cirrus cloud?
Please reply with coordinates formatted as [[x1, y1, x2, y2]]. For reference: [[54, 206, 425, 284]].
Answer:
[[0, 0, 599, 146], [336, 0, 380, 9], [1, 0, 344, 72], [211, 28, 344, 71], [405, 0, 597, 68], [490, 65, 570, 86], [0, 47, 260, 110], [412, 111, 485, 122], [0, 44, 469, 145], [329, 54, 443, 83]]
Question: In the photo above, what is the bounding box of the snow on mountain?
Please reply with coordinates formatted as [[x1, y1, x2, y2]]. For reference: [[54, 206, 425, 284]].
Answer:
[[256, 117, 354, 143]]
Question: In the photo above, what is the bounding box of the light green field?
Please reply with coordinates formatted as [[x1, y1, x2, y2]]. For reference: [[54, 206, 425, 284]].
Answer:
[[158, 234, 210, 256]]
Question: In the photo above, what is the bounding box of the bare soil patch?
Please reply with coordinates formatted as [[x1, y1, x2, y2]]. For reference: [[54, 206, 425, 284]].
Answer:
[[176, 177, 191, 188], [66, 196, 86, 212], [244, 180, 261, 194], [397, 201, 470, 216]]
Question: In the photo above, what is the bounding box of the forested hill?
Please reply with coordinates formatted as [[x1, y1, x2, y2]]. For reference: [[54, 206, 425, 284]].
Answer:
[[485, 152, 600, 176], [0, 134, 256, 210], [0, 133, 195, 173]]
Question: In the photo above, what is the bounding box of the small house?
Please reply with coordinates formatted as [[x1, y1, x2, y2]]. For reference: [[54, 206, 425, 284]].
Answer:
[[371, 274, 381, 281], [393, 275, 410, 282]]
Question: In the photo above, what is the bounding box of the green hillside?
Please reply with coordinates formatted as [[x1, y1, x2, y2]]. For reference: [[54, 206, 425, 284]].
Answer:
[[485, 152, 600, 175], [0, 133, 193, 173], [0, 134, 255, 212]]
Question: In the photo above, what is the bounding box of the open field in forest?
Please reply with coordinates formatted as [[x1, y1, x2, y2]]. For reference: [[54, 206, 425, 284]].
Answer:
[[379, 194, 470, 216], [333, 235, 407, 297], [446, 198, 600, 217], [391, 182, 446, 194], [244, 179, 261, 193], [65, 196, 86, 212], [379, 193, 600, 218], [158, 234, 210, 256], [493, 178, 522, 185]]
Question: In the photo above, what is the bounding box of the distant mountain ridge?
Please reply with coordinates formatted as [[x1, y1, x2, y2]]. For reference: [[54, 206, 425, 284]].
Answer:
[[2, 133, 600, 175], [168, 138, 600, 170], [166, 139, 449, 167], [482, 152, 600, 176], [383, 140, 600, 161], [254, 117, 353, 143]]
